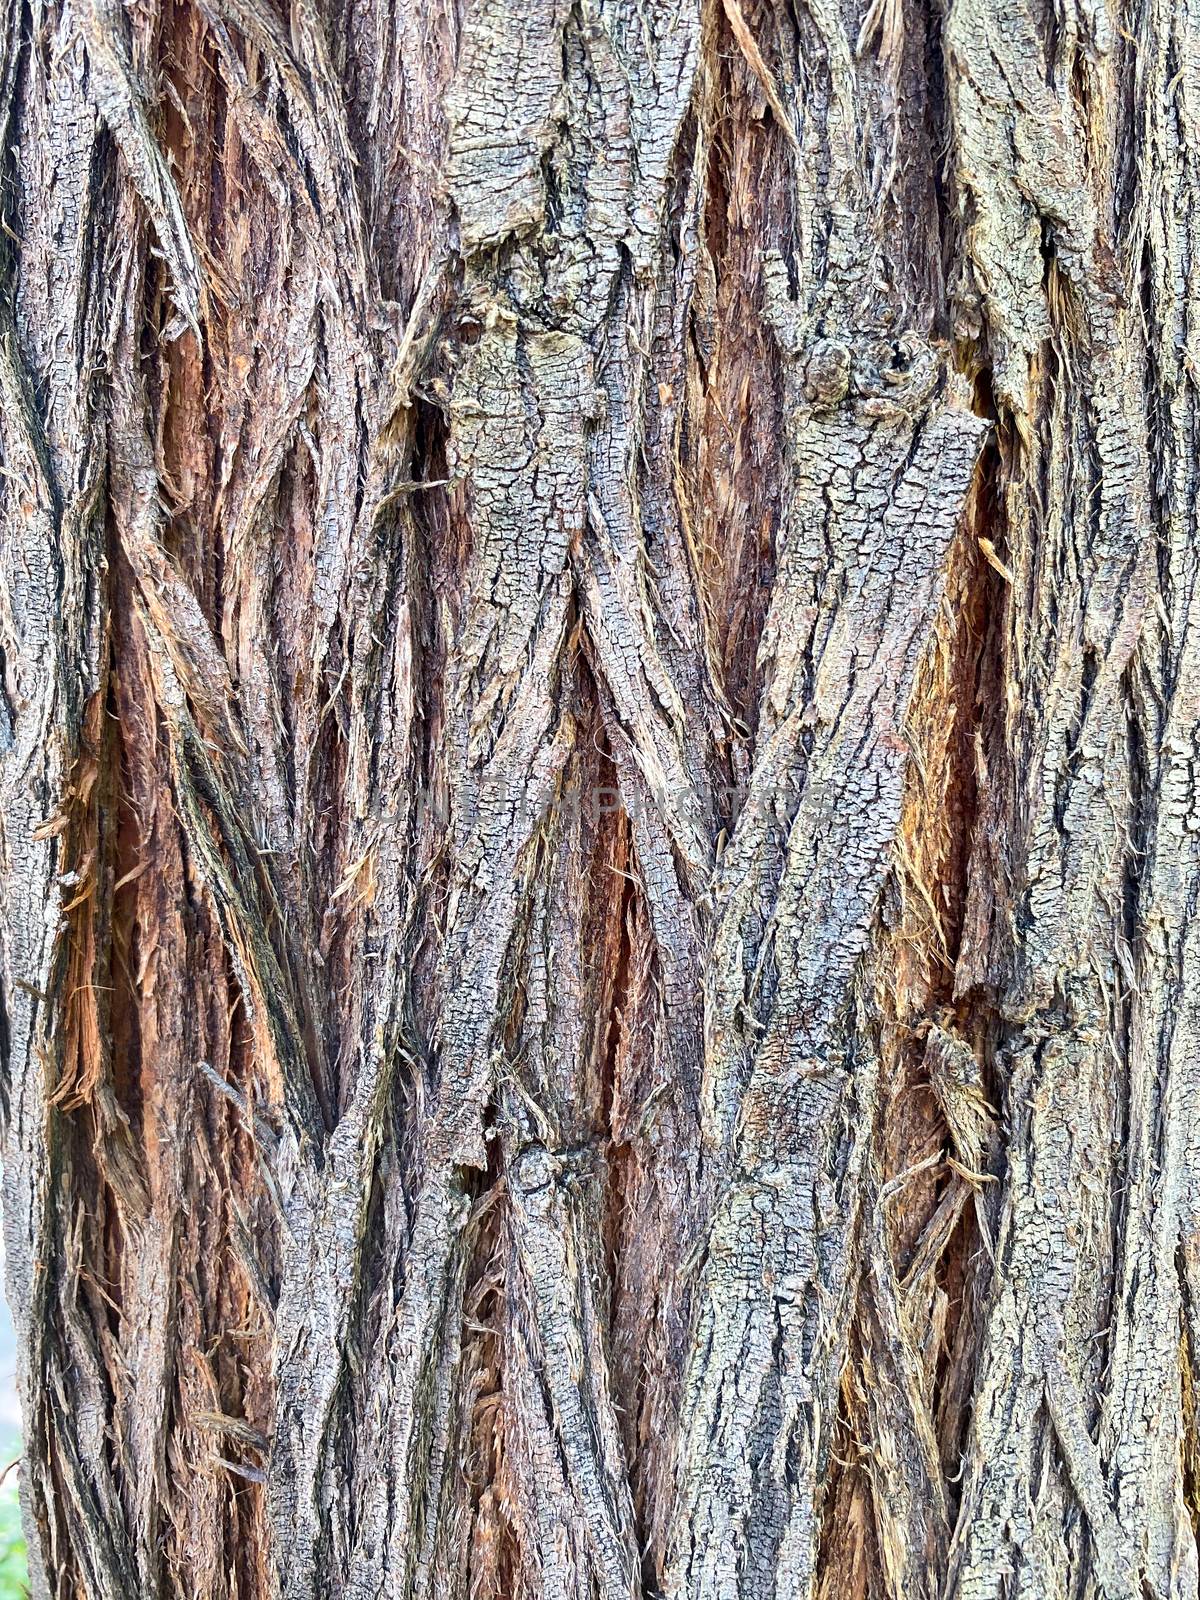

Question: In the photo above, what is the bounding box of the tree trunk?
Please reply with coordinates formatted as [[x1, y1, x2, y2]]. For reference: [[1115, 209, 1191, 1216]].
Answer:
[[1, 0, 1197, 1593]]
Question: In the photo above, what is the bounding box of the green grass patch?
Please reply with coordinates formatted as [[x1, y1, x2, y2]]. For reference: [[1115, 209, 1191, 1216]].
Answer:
[[0, 1472, 25, 1600], [0, 1431, 26, 1599]]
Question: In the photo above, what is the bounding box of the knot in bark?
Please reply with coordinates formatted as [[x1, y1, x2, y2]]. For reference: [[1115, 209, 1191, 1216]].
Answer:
[[802, 338, 852, 406], [854, 333, 940, 415], [511, 1145, 557, 1213]]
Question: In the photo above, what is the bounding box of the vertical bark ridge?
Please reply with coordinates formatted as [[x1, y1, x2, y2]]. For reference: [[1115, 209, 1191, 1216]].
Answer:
[[0, 13, 133, 1594], [940, 0, 1200, 1591], [663, 0, 988, 1591]]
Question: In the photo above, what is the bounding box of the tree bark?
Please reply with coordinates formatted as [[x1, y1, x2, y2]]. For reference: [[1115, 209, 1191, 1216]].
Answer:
[[1, 0, 1197, 1594]]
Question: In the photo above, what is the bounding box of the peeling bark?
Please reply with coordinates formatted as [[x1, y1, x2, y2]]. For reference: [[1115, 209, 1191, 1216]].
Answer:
[[1, 0, 1198, 1596]]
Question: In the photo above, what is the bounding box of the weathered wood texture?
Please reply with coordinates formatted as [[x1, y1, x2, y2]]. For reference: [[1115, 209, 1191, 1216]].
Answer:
[[0, 0, 1197, 1594]]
